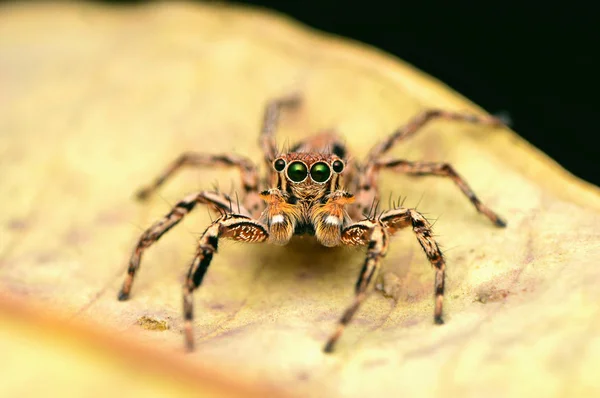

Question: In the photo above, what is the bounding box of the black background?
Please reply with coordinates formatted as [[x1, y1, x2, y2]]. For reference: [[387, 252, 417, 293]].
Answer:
[[104, 1, 598, 185]]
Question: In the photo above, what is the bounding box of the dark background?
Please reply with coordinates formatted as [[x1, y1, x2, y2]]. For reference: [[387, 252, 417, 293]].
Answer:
[[228, 1, 597, 185], [107, 1, 598, 185]]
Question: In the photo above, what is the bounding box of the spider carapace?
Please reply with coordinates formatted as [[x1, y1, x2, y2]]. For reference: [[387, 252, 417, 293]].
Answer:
[[117, 94, 506, 353]]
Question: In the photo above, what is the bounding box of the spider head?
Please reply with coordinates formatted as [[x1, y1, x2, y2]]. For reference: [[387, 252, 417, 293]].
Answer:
[[271, 152, 346, 199]]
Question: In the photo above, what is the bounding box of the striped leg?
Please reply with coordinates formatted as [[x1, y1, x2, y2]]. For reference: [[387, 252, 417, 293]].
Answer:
[[135, 152, 262, 218], [379, 207, 447, 325], [259, 94, 301, 166], [324, 206, 447, 353], [375, 159, 506, 226], [117, 191, 251, 301], [324, 219, 388, 353], [366, 109, 505, 162], [351, 109, 505, 220], [183, 214, 269, 351]]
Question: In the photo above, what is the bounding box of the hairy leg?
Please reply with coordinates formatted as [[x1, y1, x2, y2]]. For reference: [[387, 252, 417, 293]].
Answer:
[[324, 219, 388, 352], [135, 152, 262, 218], [324, 205, 447, 352], [259, 94, 301, 167], [182, 214, 269, 351], [118, 191, 251, 300], [374, 159, 505, 226], [379, 207, 446, 324], [351, 109, 505, 221], [366, 109, 505, 162]]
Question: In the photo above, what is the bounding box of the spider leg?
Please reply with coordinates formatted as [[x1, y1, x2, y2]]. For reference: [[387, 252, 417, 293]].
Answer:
[[347, 163, 378, 221], [366, 109, 505, 162], [183, 214, 268, 351], [350, 109, 506, 221], [259, 94, 302, 166], [324, 219, 388, 353], [379, 207, 446, 323], [374, 159, 506, 226], [134, 152, 262, 218], [324, 206, 447, 353], [117, 191, 251, 301]]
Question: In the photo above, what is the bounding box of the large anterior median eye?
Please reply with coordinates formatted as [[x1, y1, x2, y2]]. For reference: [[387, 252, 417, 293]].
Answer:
[[310, 162, 331, 183], [287, 161, 308, 182]]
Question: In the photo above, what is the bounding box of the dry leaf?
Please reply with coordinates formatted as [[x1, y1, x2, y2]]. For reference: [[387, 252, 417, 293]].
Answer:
[[1, 2, 599, 397]]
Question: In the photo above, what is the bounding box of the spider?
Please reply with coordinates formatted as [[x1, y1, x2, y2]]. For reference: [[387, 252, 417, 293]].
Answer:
[[117, 94, 506, 353]]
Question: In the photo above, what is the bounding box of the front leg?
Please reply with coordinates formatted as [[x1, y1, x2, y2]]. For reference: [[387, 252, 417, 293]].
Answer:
[[324, 219, 389, 352], [183, 214, 269, 351], [118, 191, 251, 301], [379, 207, 446, 324], [324, 206, 447, 353]]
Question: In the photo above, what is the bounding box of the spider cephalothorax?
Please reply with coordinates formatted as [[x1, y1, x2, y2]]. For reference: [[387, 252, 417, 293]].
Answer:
[[118, 94, 506, 353], [263, 152, 352, 247]]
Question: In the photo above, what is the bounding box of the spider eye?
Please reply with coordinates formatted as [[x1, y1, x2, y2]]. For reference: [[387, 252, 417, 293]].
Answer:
[[287, 161, 308, 182], [310, 162, 331, 183], [332, 160, 344, 173], [273, 158, 286, 172]]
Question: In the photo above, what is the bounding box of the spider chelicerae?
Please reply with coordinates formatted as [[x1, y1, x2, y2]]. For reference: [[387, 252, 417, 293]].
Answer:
[[117, 94, 506, 353]]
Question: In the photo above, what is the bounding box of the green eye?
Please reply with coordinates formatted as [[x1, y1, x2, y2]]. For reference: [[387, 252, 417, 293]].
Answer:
[[287, 161, 308, 182], [310, 162, 331, 183]]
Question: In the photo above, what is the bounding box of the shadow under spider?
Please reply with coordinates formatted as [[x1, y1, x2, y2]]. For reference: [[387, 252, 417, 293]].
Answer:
[[249, 236, 365, 283]]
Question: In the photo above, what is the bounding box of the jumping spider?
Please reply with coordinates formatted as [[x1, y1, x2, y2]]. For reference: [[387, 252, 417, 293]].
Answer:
[[117, 94, 506, 353]]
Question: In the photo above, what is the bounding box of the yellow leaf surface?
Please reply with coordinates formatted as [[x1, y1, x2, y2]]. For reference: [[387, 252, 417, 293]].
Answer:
[[1, 2, 599, 397]]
